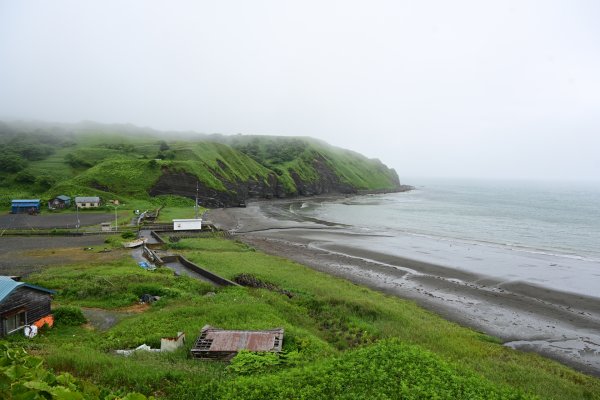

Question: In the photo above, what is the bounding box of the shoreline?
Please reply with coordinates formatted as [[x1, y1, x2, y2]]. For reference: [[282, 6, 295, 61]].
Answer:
[[207, 198, 600, 376]]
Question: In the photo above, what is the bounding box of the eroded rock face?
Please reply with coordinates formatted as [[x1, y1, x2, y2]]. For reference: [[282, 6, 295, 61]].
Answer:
[[149, 156, 400, 207], [289, 155, 356, 196]]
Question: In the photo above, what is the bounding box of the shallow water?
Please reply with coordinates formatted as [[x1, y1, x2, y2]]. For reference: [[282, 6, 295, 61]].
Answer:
[[292, 178, 600, 298]]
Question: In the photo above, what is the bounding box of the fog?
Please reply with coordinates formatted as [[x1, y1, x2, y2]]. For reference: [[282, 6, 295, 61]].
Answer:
[[1, 1, 599, 182]]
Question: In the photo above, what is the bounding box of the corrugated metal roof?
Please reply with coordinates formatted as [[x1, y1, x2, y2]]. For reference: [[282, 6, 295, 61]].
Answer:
[[56, 195, 71, 201], [11, 199, 41, 204], [0, 276, 55, 303], [0, 276, 22, 302], [191, 325, 284, 360], [75, 197, 100, 202]]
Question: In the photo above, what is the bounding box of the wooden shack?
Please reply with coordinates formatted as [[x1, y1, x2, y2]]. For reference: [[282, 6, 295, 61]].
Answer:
[[49, 195, 71, 209], [190, 325, 284, 361], [0, 276, 55, 336]]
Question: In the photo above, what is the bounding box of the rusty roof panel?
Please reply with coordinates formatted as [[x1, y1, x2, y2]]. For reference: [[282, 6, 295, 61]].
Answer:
[[191, 325, 284, 360]]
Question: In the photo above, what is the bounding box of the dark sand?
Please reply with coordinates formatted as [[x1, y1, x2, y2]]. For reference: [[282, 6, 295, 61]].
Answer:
[[207, 199, 600, 376]]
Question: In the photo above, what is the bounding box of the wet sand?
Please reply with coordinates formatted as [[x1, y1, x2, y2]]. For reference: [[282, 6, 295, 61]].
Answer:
[[207, 199, 600, 376]]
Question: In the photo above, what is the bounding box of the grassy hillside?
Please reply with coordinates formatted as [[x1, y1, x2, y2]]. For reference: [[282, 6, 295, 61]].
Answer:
[[4, 236, 598, 399], [228, 135, 400, 193], [0, 121, 402, 208]]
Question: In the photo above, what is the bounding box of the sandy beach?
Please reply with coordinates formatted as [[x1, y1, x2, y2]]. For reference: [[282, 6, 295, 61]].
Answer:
[[207, 198, 600, 376]]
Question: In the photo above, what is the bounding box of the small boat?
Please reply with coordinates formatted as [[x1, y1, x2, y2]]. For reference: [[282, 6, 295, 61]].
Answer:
[[123, 238, 148, 248]]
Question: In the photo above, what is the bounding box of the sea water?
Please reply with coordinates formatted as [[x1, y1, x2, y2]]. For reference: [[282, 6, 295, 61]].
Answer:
[[292, 178, 600, 296]]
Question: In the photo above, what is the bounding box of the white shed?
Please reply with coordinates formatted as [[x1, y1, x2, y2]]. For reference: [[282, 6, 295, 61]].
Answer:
[[173, 219, 202, 231], [75, 196, 101, 208]]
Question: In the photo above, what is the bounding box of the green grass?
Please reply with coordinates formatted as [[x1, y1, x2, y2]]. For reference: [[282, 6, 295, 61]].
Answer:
[[156, 206, 203, 222], [6, 237, 598, 400], [1, 124, 402, 209]]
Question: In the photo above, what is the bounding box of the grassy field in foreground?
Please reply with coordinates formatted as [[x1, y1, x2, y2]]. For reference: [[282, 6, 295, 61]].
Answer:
[[5, 236, 600, 399]]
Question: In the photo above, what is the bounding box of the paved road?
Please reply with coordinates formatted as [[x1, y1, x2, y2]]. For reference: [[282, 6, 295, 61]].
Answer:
[[0, 213, 113, 230]]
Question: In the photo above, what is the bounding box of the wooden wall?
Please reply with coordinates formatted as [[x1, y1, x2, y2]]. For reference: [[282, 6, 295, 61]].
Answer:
[[0, 287, 52, 336]]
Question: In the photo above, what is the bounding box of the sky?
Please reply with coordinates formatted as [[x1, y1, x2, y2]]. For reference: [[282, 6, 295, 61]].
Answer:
[[1, 1, 599, 182]]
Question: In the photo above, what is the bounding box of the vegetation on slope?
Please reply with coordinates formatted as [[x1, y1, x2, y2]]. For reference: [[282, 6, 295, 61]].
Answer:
[[4, 236, 598, 399], [0, 121, 401, 208], [228, 135, 400, 193]]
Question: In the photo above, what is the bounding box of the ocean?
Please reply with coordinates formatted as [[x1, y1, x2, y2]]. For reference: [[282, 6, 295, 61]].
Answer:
[[291, 178, 600, 297]]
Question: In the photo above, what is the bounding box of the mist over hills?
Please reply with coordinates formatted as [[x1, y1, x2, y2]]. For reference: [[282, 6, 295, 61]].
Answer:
[[0, 120, 404, 207]]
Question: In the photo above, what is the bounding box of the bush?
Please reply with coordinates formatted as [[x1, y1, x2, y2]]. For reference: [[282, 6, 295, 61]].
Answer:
[[121, 231, 136, 239], [0, 151, 26, 172], [213, 340, 537, 399], [53, 306, 87, 326], [14, 170, 36, 183]]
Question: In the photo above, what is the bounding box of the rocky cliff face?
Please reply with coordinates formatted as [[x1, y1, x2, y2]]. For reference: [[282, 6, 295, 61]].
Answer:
[[149, 155, 402, 207], [289, 154, 356, 196]]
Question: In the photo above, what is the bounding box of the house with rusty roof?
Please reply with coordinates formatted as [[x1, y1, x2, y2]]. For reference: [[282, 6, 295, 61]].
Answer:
[[0, 276, 55, 336], [190, 325, 284, 360]]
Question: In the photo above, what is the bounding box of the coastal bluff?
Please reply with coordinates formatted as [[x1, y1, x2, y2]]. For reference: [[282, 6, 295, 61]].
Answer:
[[0, 121, 405, 207]]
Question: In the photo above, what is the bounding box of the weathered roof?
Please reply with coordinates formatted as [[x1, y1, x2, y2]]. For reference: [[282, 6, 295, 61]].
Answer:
[[190, 325, 284, 360], [56, 195, 71, 201], [75, 196, 100, 202], [0, 276, 55, 303]]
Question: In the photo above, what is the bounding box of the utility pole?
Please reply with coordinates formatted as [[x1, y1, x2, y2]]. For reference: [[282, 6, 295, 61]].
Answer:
[[114, 205, 118, 231], [195, 181, 199, 219], [112, 203, 121, 231], [76, 204, 80, 231]]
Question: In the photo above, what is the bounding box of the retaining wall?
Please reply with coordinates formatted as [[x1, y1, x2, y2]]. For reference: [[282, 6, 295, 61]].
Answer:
[[161, 255, 239, 287]]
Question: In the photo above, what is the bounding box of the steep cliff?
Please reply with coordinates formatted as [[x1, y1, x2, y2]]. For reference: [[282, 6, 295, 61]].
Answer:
[[0, 122, 405, 207]]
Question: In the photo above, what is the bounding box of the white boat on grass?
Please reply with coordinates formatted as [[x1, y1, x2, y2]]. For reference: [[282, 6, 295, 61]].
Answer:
[[123, 238, 148, 248]]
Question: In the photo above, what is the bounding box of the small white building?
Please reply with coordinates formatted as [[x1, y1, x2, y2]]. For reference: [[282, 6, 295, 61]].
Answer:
[[173, 218, 202, 231], [75, 196, 101, 208]]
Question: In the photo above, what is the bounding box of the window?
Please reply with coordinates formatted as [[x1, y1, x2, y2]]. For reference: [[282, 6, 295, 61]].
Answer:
[[4, 310, 27, 334]]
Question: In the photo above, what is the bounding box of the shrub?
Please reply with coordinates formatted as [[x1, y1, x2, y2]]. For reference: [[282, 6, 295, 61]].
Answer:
[[121, 231, 136, 239], [14, 170, 36, 183], [228, 351, 285, 375], [214, 340, 537, 399], [53, 306, 87, 326]]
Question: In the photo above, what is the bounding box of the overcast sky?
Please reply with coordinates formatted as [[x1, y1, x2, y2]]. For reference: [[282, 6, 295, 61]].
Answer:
[[1, 1, 599, 182]]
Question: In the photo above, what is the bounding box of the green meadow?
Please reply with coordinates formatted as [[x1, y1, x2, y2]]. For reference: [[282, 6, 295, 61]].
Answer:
[[3, 236, 599, 399]]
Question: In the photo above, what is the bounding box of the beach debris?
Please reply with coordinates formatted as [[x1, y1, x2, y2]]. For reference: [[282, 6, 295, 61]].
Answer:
[[190, 325, 284, 361], [116, 332, 185, 356], [139, 293, 161, 304]]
